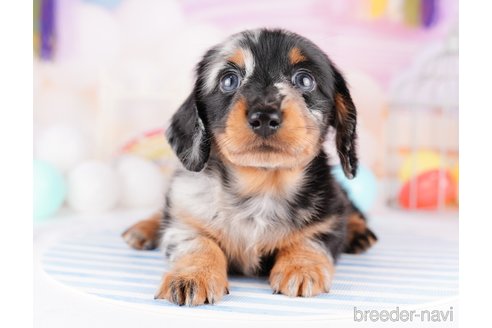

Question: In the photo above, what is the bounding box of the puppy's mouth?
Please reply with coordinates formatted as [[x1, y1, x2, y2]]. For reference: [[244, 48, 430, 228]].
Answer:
[[228, 137, 296, 156], [220, 137, 312, 169], [243, 141, 284, 154], [256, 144, 281, 153]]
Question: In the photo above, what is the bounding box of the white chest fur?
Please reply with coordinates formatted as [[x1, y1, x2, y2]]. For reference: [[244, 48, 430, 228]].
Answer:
[[167, 170, 294, 274]]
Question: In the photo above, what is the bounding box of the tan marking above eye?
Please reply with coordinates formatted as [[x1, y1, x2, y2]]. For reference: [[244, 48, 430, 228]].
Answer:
[[228, 49, 245, 67], [289, 47, 306, 65]]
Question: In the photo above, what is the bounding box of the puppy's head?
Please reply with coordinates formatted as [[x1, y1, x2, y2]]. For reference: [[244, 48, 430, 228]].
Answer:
[[167, 29, 358, 178]]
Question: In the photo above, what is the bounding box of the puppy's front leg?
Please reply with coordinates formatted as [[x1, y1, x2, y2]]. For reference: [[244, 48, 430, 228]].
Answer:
[[155, 235, 229, 306], [269, 240, 334, 297]]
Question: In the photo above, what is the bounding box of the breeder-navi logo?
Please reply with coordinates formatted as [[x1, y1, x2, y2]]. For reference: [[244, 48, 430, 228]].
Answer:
[[354, 306, 454, 323]]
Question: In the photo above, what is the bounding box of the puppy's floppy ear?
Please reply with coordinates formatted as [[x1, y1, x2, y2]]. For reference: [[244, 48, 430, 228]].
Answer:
[[166, 90, 210, 172], [330, 65, 358, 179]]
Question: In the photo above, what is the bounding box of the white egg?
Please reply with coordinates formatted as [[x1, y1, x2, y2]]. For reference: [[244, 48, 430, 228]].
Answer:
[[67, 160, 120, 212], [116, 155, 165, 209], [35, 125, 92, 172]]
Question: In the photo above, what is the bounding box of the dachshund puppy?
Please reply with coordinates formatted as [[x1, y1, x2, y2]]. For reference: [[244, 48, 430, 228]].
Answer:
[[122, 29, 377, 306]]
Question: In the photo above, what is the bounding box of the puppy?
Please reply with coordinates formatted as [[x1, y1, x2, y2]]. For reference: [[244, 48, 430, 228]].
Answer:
[[122, 29, 377, 306]]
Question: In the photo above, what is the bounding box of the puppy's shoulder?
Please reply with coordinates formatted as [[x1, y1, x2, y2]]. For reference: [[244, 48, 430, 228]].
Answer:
[[167, 167, 221, 221]]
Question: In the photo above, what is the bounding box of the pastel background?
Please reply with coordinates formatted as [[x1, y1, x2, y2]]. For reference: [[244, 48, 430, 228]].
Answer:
[[33, 0, 459, 219]]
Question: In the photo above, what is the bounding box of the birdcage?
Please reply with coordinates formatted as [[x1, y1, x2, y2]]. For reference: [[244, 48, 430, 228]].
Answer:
[[385, 25, 458, 211]]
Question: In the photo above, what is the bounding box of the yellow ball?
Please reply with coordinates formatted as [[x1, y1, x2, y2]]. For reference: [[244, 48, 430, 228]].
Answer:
[[451, 163, 459, 184], [399, 150, 442, 182], [451, 163, 459, 205]]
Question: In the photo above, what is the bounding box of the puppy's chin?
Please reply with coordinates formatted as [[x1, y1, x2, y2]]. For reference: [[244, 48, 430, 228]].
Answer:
[[221, 148, 314, 170]]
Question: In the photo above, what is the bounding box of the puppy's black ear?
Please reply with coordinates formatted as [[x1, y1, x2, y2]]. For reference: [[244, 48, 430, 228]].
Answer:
[[166, 91, 210, 172], [330, 66, 358, 179]]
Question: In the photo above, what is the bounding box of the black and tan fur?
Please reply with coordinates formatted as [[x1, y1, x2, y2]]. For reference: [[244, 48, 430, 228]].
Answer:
[[122, 29, 377, 306]]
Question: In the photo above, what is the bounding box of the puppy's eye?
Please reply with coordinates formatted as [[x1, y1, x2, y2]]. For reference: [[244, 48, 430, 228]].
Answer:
[[220, 72, 241, 93], [292, 71, 315, 92]]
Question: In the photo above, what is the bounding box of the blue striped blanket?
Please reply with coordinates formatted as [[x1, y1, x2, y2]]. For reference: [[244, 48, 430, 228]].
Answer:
[[41, 215, 458, 318]]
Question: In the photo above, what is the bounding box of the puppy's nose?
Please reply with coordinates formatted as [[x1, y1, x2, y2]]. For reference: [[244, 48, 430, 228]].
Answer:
[[247, 110, 282, 138]]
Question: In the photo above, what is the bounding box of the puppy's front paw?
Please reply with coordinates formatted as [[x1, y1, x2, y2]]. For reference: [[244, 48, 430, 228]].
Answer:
[[345, 213, 378, 254], [155, 270, 229, 306], [269, 260, 332, 297], [345, 226, 377, 254], [122, 216, 161, 250]]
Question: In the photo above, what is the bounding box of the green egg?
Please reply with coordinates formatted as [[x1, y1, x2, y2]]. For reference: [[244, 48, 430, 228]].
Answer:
[[34, 160, 67, 222]]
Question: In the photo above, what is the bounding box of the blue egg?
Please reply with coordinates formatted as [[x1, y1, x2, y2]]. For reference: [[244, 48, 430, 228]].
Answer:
[[34, 160, 67, 222], [331, 165, 378, 212]]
